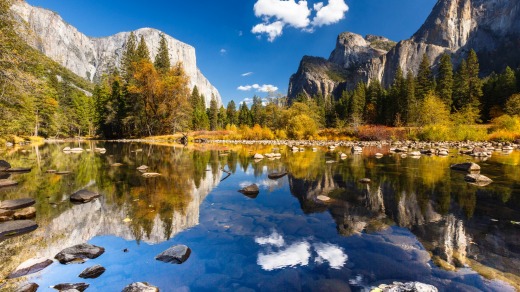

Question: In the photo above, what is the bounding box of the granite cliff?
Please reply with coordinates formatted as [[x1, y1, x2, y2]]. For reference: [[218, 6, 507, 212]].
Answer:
[[289, 0, 520, 101], [10, 0, 221, 107]]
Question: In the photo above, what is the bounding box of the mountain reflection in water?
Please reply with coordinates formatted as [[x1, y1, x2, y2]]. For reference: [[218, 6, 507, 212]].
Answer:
[[0, 142, 519, 291]]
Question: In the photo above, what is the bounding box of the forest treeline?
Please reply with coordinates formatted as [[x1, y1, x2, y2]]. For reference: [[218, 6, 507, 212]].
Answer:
[[1, 0, 519, 142]]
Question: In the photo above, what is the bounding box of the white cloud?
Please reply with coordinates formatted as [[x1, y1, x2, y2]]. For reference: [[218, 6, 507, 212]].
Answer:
[[254, 0, 311, 28], [251, 0, 348, 41], [241, 72, 254, 77], [220, 48, 227, 55], [252, 21, 285, 42], [312, 0, 349, 27], [237, 84, 279, 92], [238, 30, 243, 36]]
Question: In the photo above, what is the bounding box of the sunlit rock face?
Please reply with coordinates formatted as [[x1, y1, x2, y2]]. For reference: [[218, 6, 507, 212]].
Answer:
[[289, 0, 520, 100], [10, 1, 221, 107]]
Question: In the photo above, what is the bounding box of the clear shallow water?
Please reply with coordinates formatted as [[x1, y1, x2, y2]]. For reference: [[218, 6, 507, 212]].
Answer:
[[1, 142, 519, 291]]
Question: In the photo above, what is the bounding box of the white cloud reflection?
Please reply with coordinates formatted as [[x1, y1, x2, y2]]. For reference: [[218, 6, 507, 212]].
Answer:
[[255, 231, 348, 271]]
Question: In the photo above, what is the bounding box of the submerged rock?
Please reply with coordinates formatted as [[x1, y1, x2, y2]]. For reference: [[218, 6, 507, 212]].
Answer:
[[13, 207, 37, 220], [268, 172, 288, 180], [14, 283, 39, 292], [137, 165, 149, 171], [450, 162, 480, 172], [0, 198, 35, 210], [317, 195, 331, 202], [253, 153, 264, 159], [238, 184, 259, 198], [0, 160, 11, 171], [359, 178, 371, 183], [374, 281, 438, 292], [122, 282, 159, 292], [155, 245, 191, 264], [4, 167, 31, 173], [52, 283, 89, 291], [464, 174, 493, 184], [79, 264, 106, 279], [55, 171, 73, 175], [54, 243, 105, 264], [0, 220, 38, 241], [142, 172, 161, 178], [0, 180, 18, 188], [70, 190, 101, 203], [7, 257, 53, 279]]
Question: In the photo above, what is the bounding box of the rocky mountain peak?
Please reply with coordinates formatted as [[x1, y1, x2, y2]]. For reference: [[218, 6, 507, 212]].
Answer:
[[10, 1, 221, 107], [289, 0, 520, 101]]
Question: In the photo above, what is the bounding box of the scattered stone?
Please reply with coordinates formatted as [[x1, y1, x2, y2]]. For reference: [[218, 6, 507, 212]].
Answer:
[[328, 145, 336, 150], [156, 245, 191, 264], [351, 146, 362, 154], [464, 174, 493, 183], [13, 207, 37, 220], [0, 160, 12, 171], [14, 283, 39, 292], [70, 190, 101, 203], [375, 153, 383, 158], [359, 178, 371, 183], [142, 172, 161, 178], [6, 142, 14, 147], [0, 220, 38, 241], [7, 257, 53, 279], [0, 198, 35, 210], [94, 147, 106, 153], [253, 153, 264, 159], [122, 282, 159, 292], [268, 172, 288, 180], [70, 148, 84, 153], [46, 169, 57, 173], [374, 281, 438, 292], [0, 180, 18, 188], [340, 153, 347, 159], [5, 167, 31, 173], [450, 162, 481, 172], [54, 243, 105, 264], [239, 184, 259, 198], [312, 148, 317, 152], [55, 171, 72, 175], [317, 195, 330, 202], [438, 150, 449, 156], [51, 283, 89, 291], [111, 163, 123, 167], [409, 151, 421, 157], [292, 146, 299, 152], [0, 172, 11, 179], [136, 165, 149, 171], [63, 147, 71, 152], [79, 264, 106, 279]]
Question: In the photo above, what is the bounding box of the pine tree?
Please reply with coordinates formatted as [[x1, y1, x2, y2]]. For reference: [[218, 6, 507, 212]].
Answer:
[[209, 97, 219, 130], [436, 53, 454, 108], [453, 59, 469, 111], [389, 67, 406, 125], [350, 82, 366, 125], [466, 50, 483, 109], [238, 102, 252, 126], [218, 106, 227, 129], [136, 35, 151, 62], [497, 66, 517, 106], [226, 100, 237, 125], [190, 87, 209, 130], [154, 34, 171, 73], [251, 95, 265, 126], [405, 71, 417, 125], [121, 32, 138, 81], [416, 53, 434, 100]]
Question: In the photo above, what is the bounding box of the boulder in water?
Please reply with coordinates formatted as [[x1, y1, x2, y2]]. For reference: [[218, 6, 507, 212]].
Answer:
[[122, 282, 159, 292], [238, 184, 259, 198], [54, 243, 105, 264], [78, 264, 106, 279], [51, 283, 89, 291], [7, 257, 53, 279], [0, 220, 38, 241], [0, 160, 11, 171], [464, 174, 493, 184], [13, 207, 36, 220], [155, 245, 191, 264], [70, 190, 101, 203], [0, 180, 18, 188], [450, 162, 480, 172], [0, 198, 35, 210], [14, 283, 39, 292]]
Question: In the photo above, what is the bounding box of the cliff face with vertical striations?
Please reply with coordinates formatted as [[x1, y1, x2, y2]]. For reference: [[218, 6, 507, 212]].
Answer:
[[10, 0, 221, 107], [289, 0, 520, 101]]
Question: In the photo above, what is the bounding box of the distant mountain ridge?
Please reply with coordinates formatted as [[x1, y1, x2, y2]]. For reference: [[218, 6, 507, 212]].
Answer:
[[10, 0, 221, 107], [289, 0, 520, 100]]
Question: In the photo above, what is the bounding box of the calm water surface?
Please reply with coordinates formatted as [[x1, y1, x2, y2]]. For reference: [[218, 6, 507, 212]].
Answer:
[[1, 142, 519, 291]]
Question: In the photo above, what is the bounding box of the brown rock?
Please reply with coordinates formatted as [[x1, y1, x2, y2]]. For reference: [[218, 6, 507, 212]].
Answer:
[[0, 198, 35, 210], [70, 190, 101, 203], [0, 180, 18, 188], [0, 220, 38, 241], [7, 257, 53, 279], [14, 283, 39, 292], [13, 207, 36, 220]]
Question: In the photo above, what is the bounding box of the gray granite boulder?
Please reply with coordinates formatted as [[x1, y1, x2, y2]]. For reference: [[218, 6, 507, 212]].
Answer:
[[54, 243, 105, 264], [155, 244, 191, 264]]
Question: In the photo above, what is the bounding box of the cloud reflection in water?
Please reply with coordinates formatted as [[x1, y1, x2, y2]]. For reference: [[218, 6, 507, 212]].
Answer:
[[255, 231, 348, 271]]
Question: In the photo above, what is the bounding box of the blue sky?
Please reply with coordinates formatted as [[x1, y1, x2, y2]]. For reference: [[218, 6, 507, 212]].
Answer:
[[27, 0, 437, 105]]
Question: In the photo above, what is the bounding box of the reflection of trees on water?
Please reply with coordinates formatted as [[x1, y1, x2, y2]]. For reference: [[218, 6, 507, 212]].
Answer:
[[285, 149, 520, 282]]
